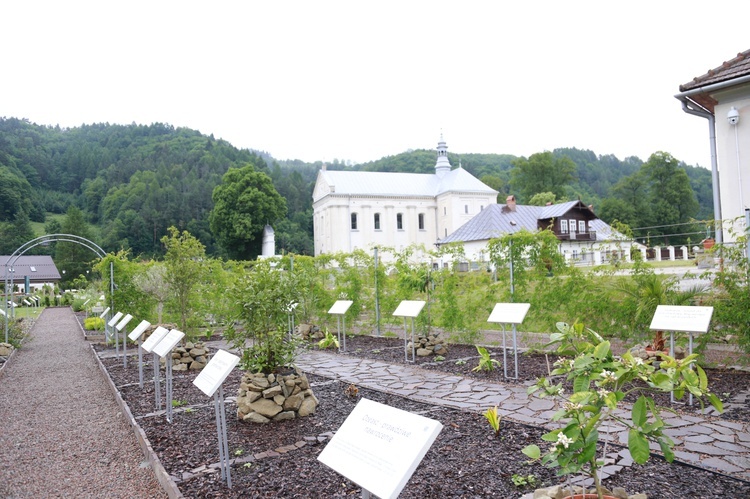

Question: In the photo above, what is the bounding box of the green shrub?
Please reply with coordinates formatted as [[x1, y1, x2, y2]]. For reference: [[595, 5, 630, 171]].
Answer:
[[84, 317, 105, 331], [72, 298, 87, 312]]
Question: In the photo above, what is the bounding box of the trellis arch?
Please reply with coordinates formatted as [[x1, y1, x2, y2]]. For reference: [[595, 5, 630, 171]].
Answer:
[[3, 234, 113, 342]]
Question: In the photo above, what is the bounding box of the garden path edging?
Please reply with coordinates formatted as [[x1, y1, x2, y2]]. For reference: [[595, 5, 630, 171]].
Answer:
[[83, 329, 183, 498]]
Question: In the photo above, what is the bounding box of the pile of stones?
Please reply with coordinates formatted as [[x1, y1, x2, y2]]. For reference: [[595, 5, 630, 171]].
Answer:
[[406, 332, 448, 357], [0, 342, 13, 358], [236, 370, 319, 424], [296, 323, 323, 340], [629, 342, 686, 361], [160, 341, 210, 371]]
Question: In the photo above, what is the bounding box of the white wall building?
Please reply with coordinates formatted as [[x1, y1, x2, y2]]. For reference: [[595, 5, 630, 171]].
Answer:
[[312, 136, 498, 256], [678, 48, 750, 243]]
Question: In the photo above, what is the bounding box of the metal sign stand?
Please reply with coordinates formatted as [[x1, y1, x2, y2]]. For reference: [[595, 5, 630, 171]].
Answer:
[[141, 326, 170, 410], [153, 352, 162, 411], [152, 329, 185, 423], [165, 358, 174, 422], [213, 385, 231, 487], [488, 303, 530, 380], [115, 314, 133, 368], [392, 300, 426, 363], [128, 320, 151, 389], [193, 349, 241, 490], [107, 311, 124, 359], [328, 300, 353, 353]]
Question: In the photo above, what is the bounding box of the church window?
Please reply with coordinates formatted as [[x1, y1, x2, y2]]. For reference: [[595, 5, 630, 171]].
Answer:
[[397, 213, 403, 230], [374, 213, 381, 230], [418, 213, 425, 230], [351, 213, 358, 230]]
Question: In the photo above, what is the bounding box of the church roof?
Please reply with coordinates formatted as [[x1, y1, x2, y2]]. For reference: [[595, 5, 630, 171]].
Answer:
[[317, 166, 497, 198]]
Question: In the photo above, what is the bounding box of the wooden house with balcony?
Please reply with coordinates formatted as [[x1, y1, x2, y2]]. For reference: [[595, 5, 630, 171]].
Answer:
[[437, 195, 641, 265]]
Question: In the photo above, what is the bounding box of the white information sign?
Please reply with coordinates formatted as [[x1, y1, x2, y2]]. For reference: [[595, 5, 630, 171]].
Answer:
[[23, 300, 31, 306], [128, 320, 152, 341], [650, 305, 714, 334], [328, 300, 353, 315], [153, 329, 185, 358], [99, 306, 111, 319], [193, 349, 240, 397], [0, 309, 5, 317], [318, 398, 442, 499], [115, 313, 134, 332], [392, 300, 426, 318], [487, 303, 531, 325], [142, 326, 170, 353], [107, 311, 123, 328]]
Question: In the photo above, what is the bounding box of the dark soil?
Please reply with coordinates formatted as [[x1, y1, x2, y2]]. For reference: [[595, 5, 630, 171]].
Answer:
[[98, 333, 750, 499]]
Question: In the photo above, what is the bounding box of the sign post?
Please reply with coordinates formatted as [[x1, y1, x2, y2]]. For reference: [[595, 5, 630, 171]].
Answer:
[[115, 313, 134, 368], [142, 326, 170, 411], [107, 311, 124, 358], [487, 303, 531, 379], [318, 398, 442, 499], [650, 305, 713, 405], [328, 300, 354, 352], [99, 306, 111, 342], [193, 349, 240, 488], [392, 301, 426, 362], [153, 329, 186, 422], [128, 320, 152, 389]]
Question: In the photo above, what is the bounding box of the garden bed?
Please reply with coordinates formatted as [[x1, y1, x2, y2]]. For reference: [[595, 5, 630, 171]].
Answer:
[[99, 335, 750, 498]]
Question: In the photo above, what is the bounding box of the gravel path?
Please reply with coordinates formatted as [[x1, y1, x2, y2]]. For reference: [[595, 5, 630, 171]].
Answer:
[[0, 308, 166, 499]]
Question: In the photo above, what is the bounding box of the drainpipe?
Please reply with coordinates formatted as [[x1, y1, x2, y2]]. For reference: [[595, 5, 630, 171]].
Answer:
[[675, 96, 723, 245]]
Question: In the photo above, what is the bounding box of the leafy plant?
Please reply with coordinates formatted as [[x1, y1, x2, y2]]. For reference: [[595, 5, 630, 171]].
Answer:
[[522, 321, 723, 499], [483, 405, 501, 437], [317, 328, 339, 349], [511, 473, 537, 488], [171, 399, 187, 408], [455, 359, 467, 366], [434, 355, 445, 362], [234, 448, 244, 456], [84, 317, 105, 331], [472, 346, 500, 372]]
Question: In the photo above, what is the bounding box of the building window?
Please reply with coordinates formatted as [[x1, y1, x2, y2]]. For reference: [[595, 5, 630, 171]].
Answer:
[[397, 213, 403, 230], [465, 205, 469, 214], [351, 213, 358, 230], [443, 207, 446, 215], [560, 219, 568, 233], [444, 228, 447, 237], [374, 213, 381, 230], [579, 220, 586, 233], [480, 205, 483, 211], [569, 219, 576, 233], [418, 213, 425, 230]]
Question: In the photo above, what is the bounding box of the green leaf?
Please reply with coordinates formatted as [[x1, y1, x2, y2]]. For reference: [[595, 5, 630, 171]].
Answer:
[[632, 395, 647, 427], [522, 445, 541, 459], [697, 364, 708, 391], [628, 428, 650, 464], [573, 375, 590, 393], [659, 438, 675, 463], [593, 340, 610, 360], [708, 392, 724, 413]]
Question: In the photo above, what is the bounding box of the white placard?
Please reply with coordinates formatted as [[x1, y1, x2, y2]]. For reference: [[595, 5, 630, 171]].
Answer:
[[193, 349, 240, 397], [115, 313, 134, 332], [328, 300, 353, 315], [128, 320, 152, 342], [487, 303, 531, 325], [142, 326, 170, 353], [287, 302, 299, 312], [107, 311, 123, 327], [83, 298, 90, 306], [392, 300, 426, 318], [99, 306, 111, 319], [650, 305, 714, 334], [318, 398, 442, 499], [0, 309, 5, 317], [153, 329, 185, 358], [23, 300, 31, 306]]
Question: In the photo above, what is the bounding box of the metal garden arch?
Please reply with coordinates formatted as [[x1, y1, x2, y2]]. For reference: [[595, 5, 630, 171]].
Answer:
[[3, 234, 113, 342]]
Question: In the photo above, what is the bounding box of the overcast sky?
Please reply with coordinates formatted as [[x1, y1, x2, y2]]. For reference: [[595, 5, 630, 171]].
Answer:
[[2, 1, 749, 169]]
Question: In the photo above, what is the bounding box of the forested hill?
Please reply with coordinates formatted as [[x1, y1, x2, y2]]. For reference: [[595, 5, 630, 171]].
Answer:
[[0, 118, 713, 259]]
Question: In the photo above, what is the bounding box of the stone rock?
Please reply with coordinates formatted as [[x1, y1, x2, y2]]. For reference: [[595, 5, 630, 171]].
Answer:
[[189, 360, 206, 370], [0, 344, 13, 356], [272, 411, 296, 421], [243, 412, 270, 424], [263, 385, 283, 399], [189, 348, 207, 356], [273, 394, 286, 406], [173, 363, 188, 371], [416, 348, 432, 357], [249, 398, 283, 418], [298, 396, 318, 417], [612, 487, 629, 499], [283, 393, 304, 411]]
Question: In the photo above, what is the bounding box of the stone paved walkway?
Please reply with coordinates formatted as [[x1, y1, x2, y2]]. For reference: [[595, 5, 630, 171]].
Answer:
[[290, 348, 750, 482]]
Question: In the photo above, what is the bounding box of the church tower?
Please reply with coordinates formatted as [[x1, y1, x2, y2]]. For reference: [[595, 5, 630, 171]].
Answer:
[[435, 133, 452, 176]]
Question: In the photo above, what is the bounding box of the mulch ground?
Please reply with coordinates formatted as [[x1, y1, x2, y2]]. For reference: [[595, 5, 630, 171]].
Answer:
[[99, 332, 750, 498]]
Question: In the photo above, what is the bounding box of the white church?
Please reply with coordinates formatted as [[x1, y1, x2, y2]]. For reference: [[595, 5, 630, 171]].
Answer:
[[312, 136, 637, 264]]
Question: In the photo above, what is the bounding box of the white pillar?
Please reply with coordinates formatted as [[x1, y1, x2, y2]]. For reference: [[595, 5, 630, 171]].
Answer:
[[593, 250, 602, 265], [625, 247, 632, 263], [654, 246, 662, 261], [681, 246, 689, 261], [668, 246, 675, 261], [640, 247, 647, 261]]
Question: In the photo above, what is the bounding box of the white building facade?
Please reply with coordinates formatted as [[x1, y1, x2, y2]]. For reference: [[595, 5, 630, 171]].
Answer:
[[312, 137, 498, 256]]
